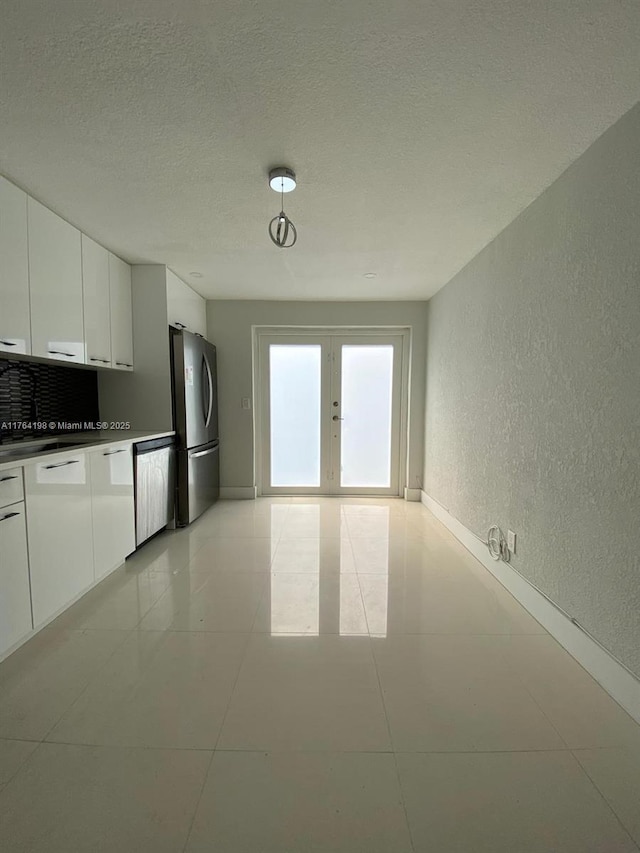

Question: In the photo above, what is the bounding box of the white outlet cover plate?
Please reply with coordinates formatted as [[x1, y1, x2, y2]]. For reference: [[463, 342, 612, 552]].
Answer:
[[507, 530, 516, 553]]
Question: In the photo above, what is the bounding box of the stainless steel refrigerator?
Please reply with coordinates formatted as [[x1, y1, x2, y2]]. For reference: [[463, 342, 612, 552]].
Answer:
[[170, 328, 220, 525]]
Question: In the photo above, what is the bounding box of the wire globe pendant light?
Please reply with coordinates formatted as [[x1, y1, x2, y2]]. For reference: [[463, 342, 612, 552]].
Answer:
[[268, 167, 297, 248]]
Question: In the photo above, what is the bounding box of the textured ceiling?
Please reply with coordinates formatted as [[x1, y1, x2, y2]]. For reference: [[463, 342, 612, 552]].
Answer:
[[1, 1, 639, 301]]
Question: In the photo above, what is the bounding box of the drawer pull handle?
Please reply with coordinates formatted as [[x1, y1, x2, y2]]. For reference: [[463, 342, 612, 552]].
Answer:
[[0, 475, 18, 482], [115, 362, 133, 367], [90, 357, 110, 364], [44, 460, 79, 469], [0, 340, 17, 346], [48, 350, 76, 358], [174, 322, 186, 329], [103, 449, 126, 456], [0, 511, 19, 522]]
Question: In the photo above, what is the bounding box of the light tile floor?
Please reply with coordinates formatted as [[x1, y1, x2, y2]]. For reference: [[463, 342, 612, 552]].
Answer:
[[0, 497, 639, 852]]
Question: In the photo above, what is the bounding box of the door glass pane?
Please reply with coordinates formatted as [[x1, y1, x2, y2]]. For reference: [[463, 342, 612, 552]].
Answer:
[[340, 345, 393, 488], [270, 345, 321, 487]]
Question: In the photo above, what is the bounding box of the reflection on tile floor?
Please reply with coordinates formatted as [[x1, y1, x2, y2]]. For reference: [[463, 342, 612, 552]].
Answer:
[[0, 497, 639, 852]]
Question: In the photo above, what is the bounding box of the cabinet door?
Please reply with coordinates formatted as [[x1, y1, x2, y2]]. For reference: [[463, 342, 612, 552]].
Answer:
[[82, 235, 112, 368], [109, 254, 134, 371], [90, 444, 135, 580], [24, 452, 94, 627], [28, 198, 85, 364], [0, 466, 24, 509], [0, 502, 33, 658], [0, 177, 30, 355], [166, 270, 207, 337]]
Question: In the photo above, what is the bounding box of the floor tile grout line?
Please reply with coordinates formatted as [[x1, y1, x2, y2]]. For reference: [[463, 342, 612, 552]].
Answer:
[[358, 519, 420, 852], [367, 623, 417, 853], [179, 624, 257, 853], [247, 573, 271, 634], [0, 740, 39, 796], [497, 637, 579, 752], [19, 625, 136, 747], [5, 739, 594, 755], [180, 748, 216, 853], [570, 748, 640, 851]]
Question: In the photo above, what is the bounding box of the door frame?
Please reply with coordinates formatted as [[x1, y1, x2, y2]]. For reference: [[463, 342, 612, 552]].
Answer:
[[253, 326, 410, 497]]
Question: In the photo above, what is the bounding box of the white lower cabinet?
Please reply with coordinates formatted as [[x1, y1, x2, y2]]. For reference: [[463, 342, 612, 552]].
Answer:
[[0, 501, 33, 657], [24, 452, 94, 628], [89, 444, 135, 580]]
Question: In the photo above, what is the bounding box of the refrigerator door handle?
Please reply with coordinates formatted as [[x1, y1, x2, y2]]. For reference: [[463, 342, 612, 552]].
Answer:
[[202, 353, 214, 429], [190, 445, 218, 459]]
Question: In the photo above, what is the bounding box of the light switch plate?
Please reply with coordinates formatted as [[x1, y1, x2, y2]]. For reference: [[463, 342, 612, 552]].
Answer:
[[241, 397, 251, 410], [507, 529, 516, 553]]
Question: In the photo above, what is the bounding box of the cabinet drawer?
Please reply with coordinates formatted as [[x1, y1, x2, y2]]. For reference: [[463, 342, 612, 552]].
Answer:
[[0, 467, 24, 508], [31, 453, 87, 485]]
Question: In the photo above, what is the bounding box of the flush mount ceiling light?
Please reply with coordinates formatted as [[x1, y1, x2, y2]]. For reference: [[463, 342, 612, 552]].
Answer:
[[269, 166, 297, 193], [268, 166, 298, 249], [364, 272, 377, 279]]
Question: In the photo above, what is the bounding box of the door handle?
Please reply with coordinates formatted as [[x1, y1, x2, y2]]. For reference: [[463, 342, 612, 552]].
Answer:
[[190, 446, 218, 458], [202, 355, 213, 428], [44, 460, 80, 469], [48, 350, 76, 358], [0, 511, 19, 522], [0, 475, 19, 482], [103, 449, 127, 456], [0, 340, 17, 346], [332, 415, 344, 421]]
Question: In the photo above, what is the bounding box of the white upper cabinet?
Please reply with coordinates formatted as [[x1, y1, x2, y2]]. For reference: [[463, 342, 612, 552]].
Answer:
[[82, 234, 112, 368], [28, 198, 85, 364], [0, 177, 30, 355], [109, 253, 134, 370], [166, 269, 207, 337]]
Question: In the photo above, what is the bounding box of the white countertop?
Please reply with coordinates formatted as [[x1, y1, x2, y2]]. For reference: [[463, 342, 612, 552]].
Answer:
[[0, 430, 175, 472]]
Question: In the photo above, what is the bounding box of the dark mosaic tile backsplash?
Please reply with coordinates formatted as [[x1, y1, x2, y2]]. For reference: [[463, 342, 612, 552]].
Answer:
[[0, 357, 99, 442]]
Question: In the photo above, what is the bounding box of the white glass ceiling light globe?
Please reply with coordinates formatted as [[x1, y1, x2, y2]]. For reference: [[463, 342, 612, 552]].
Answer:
[[269, 167, 297, 193]]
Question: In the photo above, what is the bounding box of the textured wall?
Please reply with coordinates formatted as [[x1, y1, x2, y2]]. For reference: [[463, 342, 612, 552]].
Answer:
[[206, 301, 427, 492], [424, 103, 640, 678]]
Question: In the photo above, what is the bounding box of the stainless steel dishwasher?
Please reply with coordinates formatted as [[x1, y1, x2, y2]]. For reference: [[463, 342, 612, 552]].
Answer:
[[133, 436, 176, 547]]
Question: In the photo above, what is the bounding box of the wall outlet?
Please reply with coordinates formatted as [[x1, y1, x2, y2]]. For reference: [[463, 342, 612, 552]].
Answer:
[[241, 397, 251, 410], [507, 529, 516, 553]]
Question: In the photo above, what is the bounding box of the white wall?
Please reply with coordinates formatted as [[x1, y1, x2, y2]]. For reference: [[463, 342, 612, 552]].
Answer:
[[206, 301, 428, 493], [423, 103, 640, 679]]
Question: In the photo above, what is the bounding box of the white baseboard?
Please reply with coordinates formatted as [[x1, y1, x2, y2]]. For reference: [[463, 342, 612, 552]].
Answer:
[[421, 491, 640, 725], [404, 487, 421, 502], [219, 486, 257, 500]]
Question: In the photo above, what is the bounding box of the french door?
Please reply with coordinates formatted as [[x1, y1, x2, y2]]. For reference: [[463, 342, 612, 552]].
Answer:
[[258, 332, 405, 496]]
